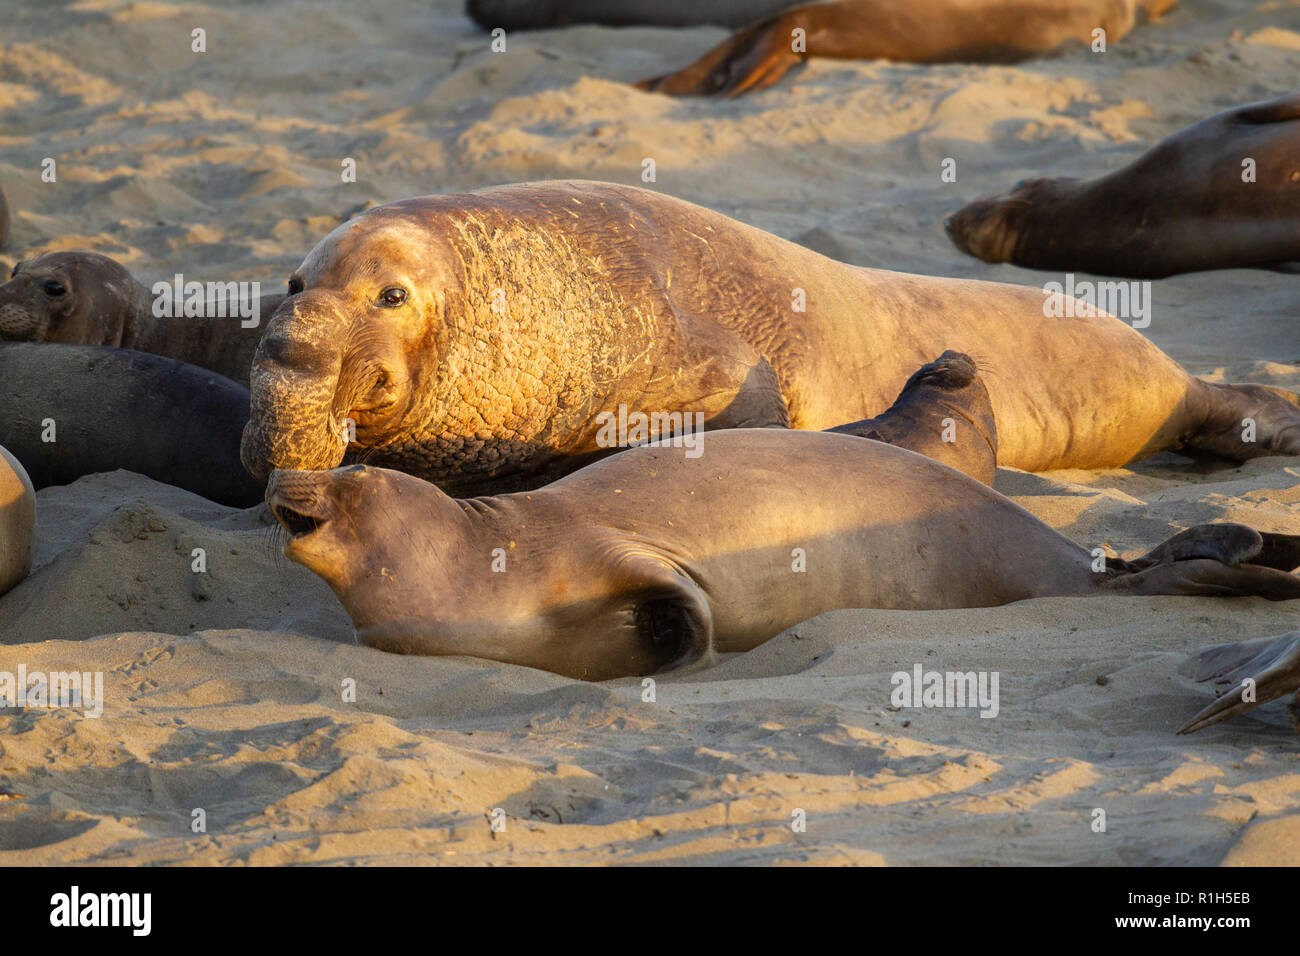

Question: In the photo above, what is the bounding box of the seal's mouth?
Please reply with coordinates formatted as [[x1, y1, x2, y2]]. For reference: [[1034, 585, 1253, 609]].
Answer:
[[271, 502, 327, 538], [265, 469, 333, 540]]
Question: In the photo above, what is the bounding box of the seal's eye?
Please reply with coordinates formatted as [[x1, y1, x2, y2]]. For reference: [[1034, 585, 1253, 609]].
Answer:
[[377, 286, 407, 308], [43, 280, 67, 297], [10, 262, 21, 279], [287, 276, 304, 295]]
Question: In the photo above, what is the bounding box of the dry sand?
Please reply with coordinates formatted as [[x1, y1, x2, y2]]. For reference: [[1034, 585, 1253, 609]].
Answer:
[[1, 0, 1299, 865]]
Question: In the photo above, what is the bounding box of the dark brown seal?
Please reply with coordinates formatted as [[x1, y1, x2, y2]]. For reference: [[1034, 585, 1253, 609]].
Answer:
[[946, 93, 1300, 278], [0, 343, 262, 507], [0, 251, 284, 383], [637, 0, 1175, 97]]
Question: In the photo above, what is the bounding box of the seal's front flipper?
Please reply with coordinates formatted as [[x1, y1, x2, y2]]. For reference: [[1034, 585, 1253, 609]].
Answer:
[[1178, 631, 1300, 734], [1105, 558, 1300, 601], [623, 557, 715, 674]]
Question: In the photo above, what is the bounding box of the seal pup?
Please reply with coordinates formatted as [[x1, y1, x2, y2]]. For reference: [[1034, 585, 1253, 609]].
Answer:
[[828, 350, 997, 485], [267, 430, 1300, 680], [0, 343, 262, 507], [0, 251, 284, 383], [0, 444, 35, 597], [465, 0, 800, 29], [636, 0, 1176, 97], [1179, 632, 1300, 734], [239, 180, 1300, 496], [945, 93, 1300, 278]]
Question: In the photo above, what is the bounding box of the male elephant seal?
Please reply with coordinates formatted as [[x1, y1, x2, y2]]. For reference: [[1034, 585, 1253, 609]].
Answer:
[[946, 93, 1300, 278], [1180, 632, 1300, 735], [0, 251, 283, 383], [267, 430, 1300, 680], [0, 445, 35, 597], [465, 0, 800, 29], [636, 0, 1175, 97], [240, 181, 1300, 496], [0, 343, 262, 507]]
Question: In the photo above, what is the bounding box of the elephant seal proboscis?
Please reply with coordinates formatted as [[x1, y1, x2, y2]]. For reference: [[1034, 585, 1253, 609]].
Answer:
[[635, 0, 1175, 97], [239, 180, 1300, 496], [0, 343, 262, 507], [0, 251, 284, 383], [946, 93, 1300, 278], [0, 444, 35, 597], [267, 429, 1300, 681], [1180, 632, 1300, 735]]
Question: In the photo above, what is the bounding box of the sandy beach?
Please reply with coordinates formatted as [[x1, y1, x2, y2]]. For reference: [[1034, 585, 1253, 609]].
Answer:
[[1, 0, 1299, 865]]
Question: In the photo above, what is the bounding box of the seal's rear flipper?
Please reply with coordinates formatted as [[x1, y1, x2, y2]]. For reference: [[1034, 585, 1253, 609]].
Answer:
[[1178, 631, 1300, 734], [1106, 558, 1300, 600], [1125, 523, 1263, 570]]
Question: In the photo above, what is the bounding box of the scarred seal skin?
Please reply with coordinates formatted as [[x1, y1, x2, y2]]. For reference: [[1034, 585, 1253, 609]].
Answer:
[[240, 180, 1300, 497], [946, 93, 1300, 278], [636, 0, 1176, 97], [0, 444, 35, 597], [267, 429, 1300, 681], [0, 343, 263, 507], [0, 251, 283, 384]]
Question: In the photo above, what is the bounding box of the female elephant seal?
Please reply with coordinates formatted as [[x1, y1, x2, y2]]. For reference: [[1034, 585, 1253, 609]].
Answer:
[[0, 343, 262, 507], [946, 93, 1300, 278], [240, 180, 1300, 496], [267, 429, 1300, 681], [0, 444, 35, 597], [636, 0, 1175, 97], [0, 251, 283, 383]]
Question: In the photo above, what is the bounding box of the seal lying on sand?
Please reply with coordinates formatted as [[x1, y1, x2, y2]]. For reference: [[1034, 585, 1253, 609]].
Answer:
[[946, 93, 1300, 278], [0, 444, 35, 597], [0, 251, 283, 383], [465, 0, 800, 29], [636, 0, 1175, 97], [1180, 632, 1300, 734], [268, 429, 1300, 680], [240, 180, 1300, 497], [0, 343, 262, 507]]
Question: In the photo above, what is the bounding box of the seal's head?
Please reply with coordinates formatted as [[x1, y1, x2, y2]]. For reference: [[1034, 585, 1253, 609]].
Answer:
[[944, 178, 1070, 265], [0, 251, 149, 345], [241, 204, 465, 485], [267, 464, 714, 680]]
